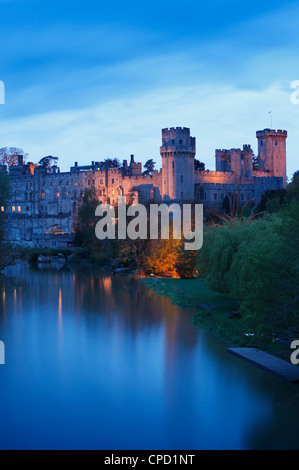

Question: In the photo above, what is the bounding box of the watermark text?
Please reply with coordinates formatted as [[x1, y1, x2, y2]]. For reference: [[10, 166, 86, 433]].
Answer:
[[290, 340, 299, 365], [0, 340, 5, 365], [95, 197, 203, 250]]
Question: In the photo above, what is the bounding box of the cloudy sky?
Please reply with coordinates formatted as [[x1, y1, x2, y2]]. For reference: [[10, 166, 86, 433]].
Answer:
[[0, 0, 298, 176]]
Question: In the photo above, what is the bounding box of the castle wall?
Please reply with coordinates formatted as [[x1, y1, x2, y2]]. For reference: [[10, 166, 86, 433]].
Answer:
[[3, 127, 287, 246]]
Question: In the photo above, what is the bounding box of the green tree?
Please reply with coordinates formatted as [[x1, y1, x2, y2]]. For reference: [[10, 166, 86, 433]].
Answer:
[[287, 171, 299, 200]]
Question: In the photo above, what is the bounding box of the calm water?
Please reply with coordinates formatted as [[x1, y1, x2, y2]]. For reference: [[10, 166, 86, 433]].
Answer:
[[0, 263, 299, 450]]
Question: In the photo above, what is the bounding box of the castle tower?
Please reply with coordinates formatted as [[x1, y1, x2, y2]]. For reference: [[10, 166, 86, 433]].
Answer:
[[256, 129, 287, 187], [160, 127, 196, 201]]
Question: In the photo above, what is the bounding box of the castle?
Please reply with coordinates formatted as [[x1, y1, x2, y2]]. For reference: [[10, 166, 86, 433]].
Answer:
[[2, 127, 287, 248]]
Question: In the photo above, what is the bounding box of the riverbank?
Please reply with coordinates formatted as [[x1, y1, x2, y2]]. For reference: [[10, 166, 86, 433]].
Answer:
[[141, 277, 294, 361]]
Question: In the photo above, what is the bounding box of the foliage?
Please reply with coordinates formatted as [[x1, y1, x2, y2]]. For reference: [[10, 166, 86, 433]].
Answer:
[[286, 171, 299, 200], [143, 238, 181, 276], [104, 158, 120, 168], [0, 147, 28, 167], [255, 188, 287, 213], [38, 155, 59, 173], [75, 187, 100, 249], [197, 201, 299, 336], [194, 159, 205, 171], [143, 159, 156, 176], [175, 245, 198, 279]]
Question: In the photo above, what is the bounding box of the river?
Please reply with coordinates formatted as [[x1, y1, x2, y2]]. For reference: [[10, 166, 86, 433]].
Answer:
[[0, 263, 298, 450]]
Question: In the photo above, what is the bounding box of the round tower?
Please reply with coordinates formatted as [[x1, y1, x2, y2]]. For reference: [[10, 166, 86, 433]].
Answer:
[[160, 127, 196, 201], [256, 129, 287, 187]]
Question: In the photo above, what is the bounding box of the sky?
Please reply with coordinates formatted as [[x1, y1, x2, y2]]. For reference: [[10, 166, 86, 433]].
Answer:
[[0, 0, 298, 177]]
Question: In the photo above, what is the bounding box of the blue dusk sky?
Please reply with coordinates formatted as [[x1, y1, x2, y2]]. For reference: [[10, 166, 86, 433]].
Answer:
[[0, 0, 298, 176]]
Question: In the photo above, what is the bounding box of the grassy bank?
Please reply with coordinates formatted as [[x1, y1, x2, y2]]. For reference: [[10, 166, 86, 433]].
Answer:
[[141, 277, 293, 360]]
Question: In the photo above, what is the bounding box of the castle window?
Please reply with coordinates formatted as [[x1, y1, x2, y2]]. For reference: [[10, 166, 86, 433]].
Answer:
[[80, 180, 83, 186], [112, 179, 114, 184], [12, 206, 15, 212], [179, 139, 182, 144], [15, 191, 21, 202], [0, 207, 4, 212], [62, 188, 68, 199], [30, 193, 33, 201], [275, 141, 278, 146], [26, 207, 29, 212], [261, 141, 263, 146], [92, 180, 95, 185], [74, 181, 77, 186], [88, 180, 90, 185], [17, 206, 21, 213], [40, 190, 46, 200], [214, 193, 218, 200], [100, 179, 104, 184]]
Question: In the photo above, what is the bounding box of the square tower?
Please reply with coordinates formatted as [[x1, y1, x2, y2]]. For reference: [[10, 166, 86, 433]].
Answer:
[[256, 129, 287, 187]]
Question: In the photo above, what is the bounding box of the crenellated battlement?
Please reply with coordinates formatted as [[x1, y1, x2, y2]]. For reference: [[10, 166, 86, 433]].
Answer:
[[256, 129, 287, 138], [161, 127, 196, 152]]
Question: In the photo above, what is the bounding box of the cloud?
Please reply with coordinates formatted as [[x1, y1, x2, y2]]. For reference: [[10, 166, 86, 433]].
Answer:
[[0, 82, 297, 178]]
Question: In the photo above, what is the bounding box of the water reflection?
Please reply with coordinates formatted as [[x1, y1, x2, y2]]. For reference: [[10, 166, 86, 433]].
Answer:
[[0, 263, 298, 450]]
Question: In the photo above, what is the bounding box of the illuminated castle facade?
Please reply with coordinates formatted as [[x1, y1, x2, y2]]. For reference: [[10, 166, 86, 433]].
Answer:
[[2, 127, 287, 247]]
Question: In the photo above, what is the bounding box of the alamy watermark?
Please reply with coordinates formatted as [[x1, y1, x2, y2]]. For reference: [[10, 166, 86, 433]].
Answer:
[[0, 81, 4, 104], [95, 197, 203, 250], [0, 340, 5, 365], [290, 340, 299, 365], [290, 80, 299, 104]]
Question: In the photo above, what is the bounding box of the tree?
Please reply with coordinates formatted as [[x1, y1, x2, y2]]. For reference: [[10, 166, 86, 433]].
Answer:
[[194, 159, 205, 171], [0, 172, 15, 271], [75, 187, 99, 248], [0, 147, 28, 167], [104, 158, 120, 168], [252, 155, 259, 171], [255, 189, 287, 213], [38, 156, 59, 173], [287, 171, 299, 200], [143, 159, 156, 176]]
